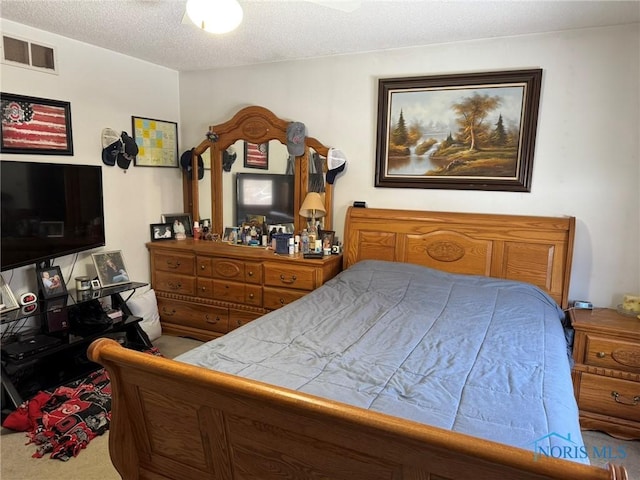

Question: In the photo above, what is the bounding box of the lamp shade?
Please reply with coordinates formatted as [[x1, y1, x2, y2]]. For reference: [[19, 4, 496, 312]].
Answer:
[[299, 192, 326, 218], [186, 0, 243, 34]]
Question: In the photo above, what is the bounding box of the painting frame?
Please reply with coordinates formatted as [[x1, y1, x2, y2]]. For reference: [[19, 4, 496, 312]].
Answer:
[[150, 222, 174, 241], [0, 274, 19, 313], [132, 115, 179, 168], [92, 250, 131, 288], [35, 265, 68, 299], [374, 69, 542, 192], [243, 141, 269, 169], [222, 226, 240, 244], [0, 92, 73, 155]]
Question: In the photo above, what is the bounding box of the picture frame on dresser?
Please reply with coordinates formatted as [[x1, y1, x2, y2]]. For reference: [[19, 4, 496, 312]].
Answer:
[[161, 213, 193, 237], [150, 223, 174, 241]]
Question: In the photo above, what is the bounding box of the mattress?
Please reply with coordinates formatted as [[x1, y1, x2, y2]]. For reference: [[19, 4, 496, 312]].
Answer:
[[176, 259, 586, 462]]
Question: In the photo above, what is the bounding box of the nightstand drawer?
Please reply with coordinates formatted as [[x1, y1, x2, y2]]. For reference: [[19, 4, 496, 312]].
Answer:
[[585, 335, 640, 372], [578, 373, 640, 422], [264, 263, 316, 290]]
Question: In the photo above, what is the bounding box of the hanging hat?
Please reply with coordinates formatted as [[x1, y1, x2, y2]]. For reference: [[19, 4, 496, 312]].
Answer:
[[326, 148, 346, 184], [180, 148, 204, 180], [101, 128, 121, 166], [117, 131, 138, 170], [222, 146, 237, 172], [286, 121, 306, 156]]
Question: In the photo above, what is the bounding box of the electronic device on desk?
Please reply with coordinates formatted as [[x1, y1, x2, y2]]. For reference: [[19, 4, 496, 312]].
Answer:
[[303, 252, 324, 259], [2, 335, 62, 361], [571, 300, 593, 309]]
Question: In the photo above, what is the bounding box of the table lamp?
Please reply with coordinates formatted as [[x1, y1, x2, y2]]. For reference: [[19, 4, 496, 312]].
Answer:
[[299, 192, 326, 236]]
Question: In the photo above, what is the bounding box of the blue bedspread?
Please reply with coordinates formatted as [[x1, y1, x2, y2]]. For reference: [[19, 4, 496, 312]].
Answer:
[[176, 260, 586, 462]]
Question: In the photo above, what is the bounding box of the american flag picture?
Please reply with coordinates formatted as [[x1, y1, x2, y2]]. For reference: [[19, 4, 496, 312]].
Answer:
[[244, 141, 269, 169], [1, 93, 73, 155]]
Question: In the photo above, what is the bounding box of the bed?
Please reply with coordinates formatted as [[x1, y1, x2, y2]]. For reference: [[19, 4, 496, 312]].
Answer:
[[88, 207, 628, 480]]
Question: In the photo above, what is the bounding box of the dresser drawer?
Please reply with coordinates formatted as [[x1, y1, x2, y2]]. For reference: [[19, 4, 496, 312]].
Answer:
[[197, 278, 214, 299], [213, 279, 245, 303], [578, 373, 640, 422], [244, 262, 263, 284], [245, 284, 262, 307], [153, 251, 195, 275], [197, 256, 213, 277], [264, 263, 316, 291], [229, 309, 263, 330], [154, 271, 196, 296], [263, 287, 307, 310], [585, 335, 640, 372], [157, 297, 229, 334], [212, 258, 245, 281]]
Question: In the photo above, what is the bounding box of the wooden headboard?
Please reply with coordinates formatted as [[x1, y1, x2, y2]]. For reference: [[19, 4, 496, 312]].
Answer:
[[343, 207, 575, 308]]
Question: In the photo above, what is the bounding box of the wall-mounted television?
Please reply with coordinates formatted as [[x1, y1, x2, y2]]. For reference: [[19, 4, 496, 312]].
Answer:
[[1, 161, 106, 271], [235, 172, 295, 226]]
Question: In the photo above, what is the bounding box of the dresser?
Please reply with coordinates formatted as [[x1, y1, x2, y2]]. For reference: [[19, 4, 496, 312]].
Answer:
[[147, 239, 343, 341], [570, 308, 640, 439]]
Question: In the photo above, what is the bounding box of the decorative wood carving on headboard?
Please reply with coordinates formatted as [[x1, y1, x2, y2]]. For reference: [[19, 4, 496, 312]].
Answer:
[[344, 207, 575, 308]]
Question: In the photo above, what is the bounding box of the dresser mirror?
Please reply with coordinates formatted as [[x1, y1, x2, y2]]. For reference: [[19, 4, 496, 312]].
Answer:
[[185, 106, 335, 236]]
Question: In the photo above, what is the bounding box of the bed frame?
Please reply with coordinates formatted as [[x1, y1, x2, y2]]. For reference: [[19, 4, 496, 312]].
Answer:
[[89, 208, 628, 480]]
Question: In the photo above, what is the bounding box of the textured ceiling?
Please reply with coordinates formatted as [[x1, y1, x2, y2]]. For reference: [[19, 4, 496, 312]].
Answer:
[[1, 0, 639, 72]]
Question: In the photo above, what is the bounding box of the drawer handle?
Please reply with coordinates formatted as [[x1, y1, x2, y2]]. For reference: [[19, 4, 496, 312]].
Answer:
[[596, 351, 606, 358], [200, 264, 206, 270], [279, 274, 297, 284], [279, 298, 285, 305], [205, 315, 219, 324], [611, 391, 640, 406], [200, 286, 208, 292], [162, 307, 176, 317], [168, 281, 182, 290], [248, 271, 254, 277], [249, 293, 254, 299], [166, 260, 181, 269]]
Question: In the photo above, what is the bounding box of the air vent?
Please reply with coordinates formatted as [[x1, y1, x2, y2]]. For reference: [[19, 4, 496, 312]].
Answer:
[[1, 35, 57, 74]]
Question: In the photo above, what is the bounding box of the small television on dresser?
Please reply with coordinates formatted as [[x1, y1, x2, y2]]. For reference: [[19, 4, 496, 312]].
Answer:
[[1, 160, 106, 270], [235, 172, 295, 226]]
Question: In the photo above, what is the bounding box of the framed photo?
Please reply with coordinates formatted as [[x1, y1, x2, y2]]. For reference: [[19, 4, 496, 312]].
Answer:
[[244, 141, 269, 169], [92, 250, 130, 288], [36, 265, 68, 299], [0, 274, 19, 313], [90, 279, 101, 290], [161, 213, 193, 237], [1, 93, 73, 155], [320, 230, 335, 251], [150, 222, 174, 241], [375, 69, 542, 192], [132, 116, 179, 167], [222, 226, 239, 243]]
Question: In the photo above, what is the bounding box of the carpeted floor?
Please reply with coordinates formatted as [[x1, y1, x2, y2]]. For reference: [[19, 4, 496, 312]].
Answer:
[[2, 335, 638, 479]]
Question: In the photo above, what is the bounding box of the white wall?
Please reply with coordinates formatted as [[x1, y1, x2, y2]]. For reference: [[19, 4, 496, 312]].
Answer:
[[180, 24, 640, 308], [1, 20, 182, 298]]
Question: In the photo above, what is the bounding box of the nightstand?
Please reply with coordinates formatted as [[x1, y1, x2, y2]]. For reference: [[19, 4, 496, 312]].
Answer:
[[570, 307, 640, 439]]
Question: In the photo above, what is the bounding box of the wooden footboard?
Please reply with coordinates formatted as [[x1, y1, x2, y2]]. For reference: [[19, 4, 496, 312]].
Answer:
[[88, 339, 627, 480]]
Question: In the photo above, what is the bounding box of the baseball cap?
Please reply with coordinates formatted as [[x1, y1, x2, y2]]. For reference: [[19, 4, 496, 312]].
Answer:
[[286, 121, 306, 156], [326, 148, 346, 184], [180, 148, 204, 180], [101, 128, 121, 166], [118, 131, 138, 170]]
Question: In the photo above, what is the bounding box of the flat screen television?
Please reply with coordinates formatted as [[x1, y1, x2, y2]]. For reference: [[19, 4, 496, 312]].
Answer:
[[235, 172, 295, 226], [1, 161, 106, 271]]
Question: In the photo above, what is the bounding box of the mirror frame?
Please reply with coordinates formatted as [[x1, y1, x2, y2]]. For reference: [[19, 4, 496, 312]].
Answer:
[[185, 106, 334, 236]]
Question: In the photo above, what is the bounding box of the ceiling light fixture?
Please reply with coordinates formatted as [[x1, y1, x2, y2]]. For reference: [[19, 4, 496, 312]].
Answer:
[[186, 0, 243, 34]]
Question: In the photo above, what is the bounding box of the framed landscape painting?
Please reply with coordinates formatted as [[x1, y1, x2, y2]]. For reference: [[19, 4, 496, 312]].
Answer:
[[374, 69, 542, 192]]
